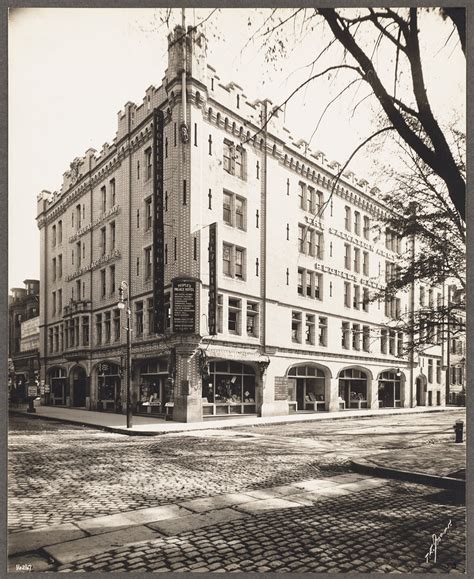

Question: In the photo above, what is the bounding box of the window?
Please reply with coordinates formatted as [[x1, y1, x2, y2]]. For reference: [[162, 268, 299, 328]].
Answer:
[[389, 330, 396, 355], [352, 324, 360, 350], [435, 360, 441, 384], [223, 140, 245, 179], [386, 228, 401, 252], [222, 243, 246, 280], [362, 287, 370, 312], [397, 332, 404, 357], [228, 297, 241, 334], [100, 227, 106, 256], [82, 316, 89, 346], [305, 314, 315, 345], [381, 328, 388, 354], [299, 182, 304, 209], [344, 206, 351, 231], [110, 265, 115, 294], [319, 317, 328, 346], [344, 282, 351, 307], [76, 204, 82, 229], [137, 160, 140, 180], [297, 268, 304, 295], [135, 302, 144, 337], [110, 221, 116, 250], [110, 178, 116, 206], [100, 269, 106, 297], [113, 309, 120, 341], [101, 186, 106, 213], [58, 289, 62, 314], [96, 314, 102, 345], [222, 191, 246, 229], [52, 291, 56, 315], [292, 311, 302, 343], [58, 220, 62, 243], [52, 225, 56, 246], [246, 301, 259, 337], [104, 312, 111, 343], [362, 326, 370, 352], [353, 285, 361, 309], [147, 298, 154, 335], [145, 148, 152, 180], [354, 211, 360, 236], [385, 261, 396, 283], [145, 198, 152, 230], [144, 247, 152, 280], [298, 224, 323, 258], [76, 280, 81, 301], [428, 359, 433, 383], [52, 257, 57, 281], [223, 192, 232, 224], [363, 216, 370, 240], [208, 134, 213, 155], [353, 247, 360, 273], [362, 252, 369, 276], [342, 322, 350, 349], [344, 244, 351, 269], [76, 242, 81, 267]]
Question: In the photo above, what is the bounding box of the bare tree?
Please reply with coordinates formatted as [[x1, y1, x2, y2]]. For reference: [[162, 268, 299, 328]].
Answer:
[[252, 8, 465, 220]]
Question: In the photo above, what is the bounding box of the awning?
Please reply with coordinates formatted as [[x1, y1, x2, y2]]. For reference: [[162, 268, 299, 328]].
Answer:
[[202, 346, 270, 364]]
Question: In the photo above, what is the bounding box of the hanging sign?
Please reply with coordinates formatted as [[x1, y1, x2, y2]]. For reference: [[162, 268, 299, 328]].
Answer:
[[208, 222, 217, 335]]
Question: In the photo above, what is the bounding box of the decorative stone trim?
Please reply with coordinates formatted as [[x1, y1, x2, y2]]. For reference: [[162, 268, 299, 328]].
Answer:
[[68, 205, 121, 243], [65, 249, 121, 281]]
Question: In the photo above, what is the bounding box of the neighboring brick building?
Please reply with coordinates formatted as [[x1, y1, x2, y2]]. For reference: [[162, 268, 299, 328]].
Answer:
[[36, 26, 452, 421], [8, 280, 40, 401]]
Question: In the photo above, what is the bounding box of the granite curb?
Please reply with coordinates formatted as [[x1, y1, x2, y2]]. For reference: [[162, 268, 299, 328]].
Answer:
[[8, 406, 463, 437], [351, 458, 466, 491]]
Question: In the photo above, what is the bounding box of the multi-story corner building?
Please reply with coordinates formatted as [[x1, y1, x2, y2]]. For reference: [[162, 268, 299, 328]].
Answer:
[[36, 26, 450, 421], [8, 280, 40, 401]]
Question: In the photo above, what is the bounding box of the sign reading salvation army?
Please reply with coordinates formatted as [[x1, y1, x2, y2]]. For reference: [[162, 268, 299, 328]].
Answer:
[[172, 279, 196, 333]]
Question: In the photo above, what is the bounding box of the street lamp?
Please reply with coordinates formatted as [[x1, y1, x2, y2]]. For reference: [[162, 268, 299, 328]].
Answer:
[[118, 281, 133, 428]]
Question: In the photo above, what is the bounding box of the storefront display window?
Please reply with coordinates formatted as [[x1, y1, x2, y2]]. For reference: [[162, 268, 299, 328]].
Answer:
[[137, 359, 168, 414], [288, 365, 326, 411], [204, 361, 256, 416], [339, 368, 368, 409], [97, 362, 121, 412], [50, 367, 67, 405], [378, 371, 402, 408]]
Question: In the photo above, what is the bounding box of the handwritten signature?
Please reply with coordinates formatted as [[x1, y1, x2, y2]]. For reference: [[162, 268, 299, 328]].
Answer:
[[424, 520, 452, 563]]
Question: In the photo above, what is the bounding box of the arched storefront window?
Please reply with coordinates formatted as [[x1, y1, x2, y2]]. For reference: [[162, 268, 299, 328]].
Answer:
[[288, 366, 326, 411], [96, 362, 121, 412], [137, 359, 169, 414], [339, 368, 368, 409], [378, 371, 402, 408], [203, 361, 256, 416], [49, 367, 67, 406]]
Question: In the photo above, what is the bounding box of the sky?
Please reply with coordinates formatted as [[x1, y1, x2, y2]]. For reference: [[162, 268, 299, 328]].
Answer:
[[8, 7, 465, 289]]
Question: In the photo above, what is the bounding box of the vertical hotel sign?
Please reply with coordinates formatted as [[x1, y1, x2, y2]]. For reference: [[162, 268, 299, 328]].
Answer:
[[153, 108, 165, 333], [208, 222, 217, 335]]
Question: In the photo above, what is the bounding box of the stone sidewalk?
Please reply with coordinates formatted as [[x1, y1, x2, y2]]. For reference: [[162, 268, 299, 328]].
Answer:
[[8, 472, 465, 574], [9, 403, 462, 435]]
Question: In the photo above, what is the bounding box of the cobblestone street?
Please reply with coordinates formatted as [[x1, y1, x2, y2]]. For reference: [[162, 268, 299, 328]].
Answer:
[[8, 411, 466, 573]]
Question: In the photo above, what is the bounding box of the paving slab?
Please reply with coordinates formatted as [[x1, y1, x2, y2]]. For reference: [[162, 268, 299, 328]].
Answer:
[[338, 478, 390, 491], [76, 504, 190, 535], [147, 508, 250, 536], [44, 525, 160, 565], [8, 522, 87, 555], [266, 484, 305, 497], [291, 479, 341, 492], [233, 497, 303, 513], [178, 492, 256, 514], [244, 488, 291, 500]]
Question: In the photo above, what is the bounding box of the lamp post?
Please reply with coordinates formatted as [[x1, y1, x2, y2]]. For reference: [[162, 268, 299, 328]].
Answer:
[[118, 281, 133, 428]]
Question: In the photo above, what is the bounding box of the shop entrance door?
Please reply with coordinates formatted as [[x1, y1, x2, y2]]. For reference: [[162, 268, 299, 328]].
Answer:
[[416, 378, 424, 406], [72, 367, 87, 407]]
